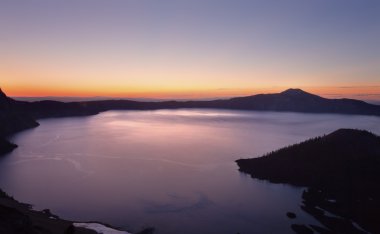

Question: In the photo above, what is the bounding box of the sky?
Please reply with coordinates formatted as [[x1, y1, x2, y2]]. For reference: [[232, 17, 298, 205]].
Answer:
[[1, 0, 379, 100]]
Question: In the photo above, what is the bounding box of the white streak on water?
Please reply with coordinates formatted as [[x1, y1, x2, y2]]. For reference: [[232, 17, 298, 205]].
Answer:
[[7, 156, 93, 175], [73, 223, 131, 234]]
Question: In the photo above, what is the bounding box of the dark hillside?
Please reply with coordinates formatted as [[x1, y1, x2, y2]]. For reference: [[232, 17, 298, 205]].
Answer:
[[236, 129, 380, 233]]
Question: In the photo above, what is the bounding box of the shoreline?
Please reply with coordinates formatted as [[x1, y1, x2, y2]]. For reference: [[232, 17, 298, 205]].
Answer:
[[0, 188, 97, 234], [0, 187, 155, 234]]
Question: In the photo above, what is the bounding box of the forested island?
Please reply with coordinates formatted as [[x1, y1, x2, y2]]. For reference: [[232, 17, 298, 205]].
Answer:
[[237, 129, 380, 234]]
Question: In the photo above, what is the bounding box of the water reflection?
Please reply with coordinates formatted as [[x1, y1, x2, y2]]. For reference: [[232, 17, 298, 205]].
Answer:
[[1, 109, 379, 234]]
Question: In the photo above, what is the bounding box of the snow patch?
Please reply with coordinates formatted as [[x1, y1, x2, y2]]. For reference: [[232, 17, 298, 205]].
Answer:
[[73, 223, 131, 234]]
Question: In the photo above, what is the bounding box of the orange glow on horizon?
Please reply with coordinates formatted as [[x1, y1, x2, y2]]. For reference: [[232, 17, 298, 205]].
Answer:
[[3, 85, 268, 99], [3, 84, 380, 101]]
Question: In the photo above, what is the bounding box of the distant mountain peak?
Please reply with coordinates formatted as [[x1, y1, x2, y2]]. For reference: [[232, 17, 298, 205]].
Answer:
[[281, 88, 310, 95], [0, 88, 6, 98], [0, 88, 14, 110]]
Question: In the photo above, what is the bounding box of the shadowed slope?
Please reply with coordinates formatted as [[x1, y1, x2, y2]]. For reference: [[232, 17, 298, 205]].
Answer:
[[0, 88, 39, 136], [0, 89, 39, 154]]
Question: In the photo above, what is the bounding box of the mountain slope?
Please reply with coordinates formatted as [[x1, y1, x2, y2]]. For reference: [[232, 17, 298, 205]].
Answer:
[[0, 89, 39, 136], [77, 88, 380, 116], [221, 88, 380, 115], [0, 89, 40, 155]]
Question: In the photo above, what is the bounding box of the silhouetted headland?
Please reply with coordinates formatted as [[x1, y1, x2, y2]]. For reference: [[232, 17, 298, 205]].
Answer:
[[236, 129, 380, 233], [0, 88, 39, 154], [0, 88, 39, 136]]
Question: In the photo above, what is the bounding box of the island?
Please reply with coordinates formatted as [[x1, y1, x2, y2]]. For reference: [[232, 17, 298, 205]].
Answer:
[[236, 129, 380, 234]]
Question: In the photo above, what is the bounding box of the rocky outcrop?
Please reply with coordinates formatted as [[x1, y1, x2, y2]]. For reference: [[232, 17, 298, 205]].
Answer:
[[0, 88, 39, 137], [0, 138, 17, 155], [0, 89, 40, 156]]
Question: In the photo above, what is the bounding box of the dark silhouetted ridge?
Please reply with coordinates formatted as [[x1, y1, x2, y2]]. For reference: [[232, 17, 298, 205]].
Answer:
[[0, 88, 13, 110], [35, 88, 376, 116], [4, 88, 380, 118], [0, 88, 39, 155], [236, 129, 380, 187], [0, 89, 39, 138], [236, 129, 380, 233]]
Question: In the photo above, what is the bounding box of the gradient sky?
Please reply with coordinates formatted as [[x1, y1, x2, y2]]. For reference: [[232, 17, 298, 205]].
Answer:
[[1, 0, 379, 99]]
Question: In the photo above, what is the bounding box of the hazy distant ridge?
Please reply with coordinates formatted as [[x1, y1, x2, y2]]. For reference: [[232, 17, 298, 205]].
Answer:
[[3, 88, 380, 122], [80, 88, 380, 116]]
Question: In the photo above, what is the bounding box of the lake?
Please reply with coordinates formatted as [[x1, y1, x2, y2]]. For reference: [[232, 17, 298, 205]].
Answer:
[[1, 109, 380, 234]]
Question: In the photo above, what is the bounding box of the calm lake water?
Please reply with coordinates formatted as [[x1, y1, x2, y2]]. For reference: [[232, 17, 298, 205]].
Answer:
[[1, 109, 380, 234]]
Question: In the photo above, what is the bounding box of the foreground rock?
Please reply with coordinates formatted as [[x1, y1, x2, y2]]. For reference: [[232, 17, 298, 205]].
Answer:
[[0, 189, 98, 234], [0, 89, 39, 137], [0, 189, 155, 234], [236, 129, 380, 233], [0, 138, 17, 155]]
